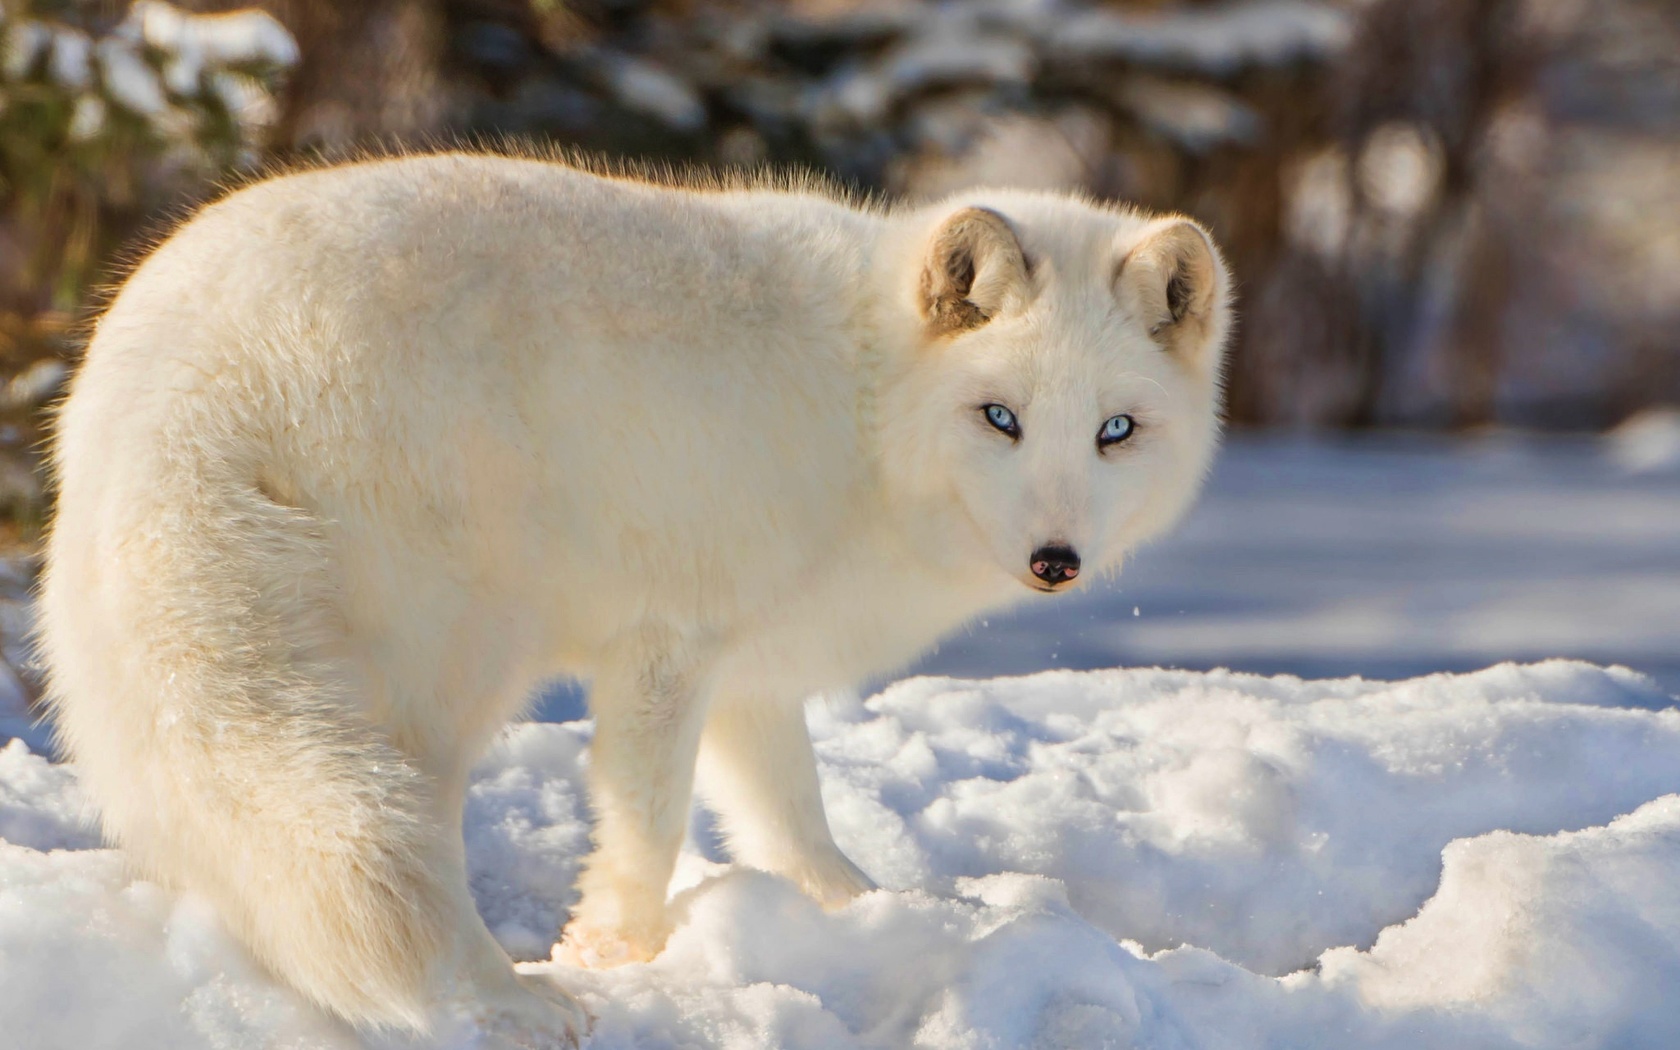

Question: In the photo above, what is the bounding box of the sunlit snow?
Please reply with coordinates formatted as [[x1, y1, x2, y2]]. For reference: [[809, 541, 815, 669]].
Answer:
[[4, 661, 1680, 1048]]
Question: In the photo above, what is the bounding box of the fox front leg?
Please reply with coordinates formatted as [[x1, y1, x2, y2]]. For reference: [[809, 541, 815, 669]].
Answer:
[[559, 626, 713, 968], [697, 692, 876, 907]]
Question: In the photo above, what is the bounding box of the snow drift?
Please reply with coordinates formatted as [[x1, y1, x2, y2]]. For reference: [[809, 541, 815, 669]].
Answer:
[[3, 660, 1678, 1049]]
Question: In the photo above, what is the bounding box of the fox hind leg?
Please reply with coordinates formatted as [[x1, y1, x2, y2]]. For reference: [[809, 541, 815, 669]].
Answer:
[[38, 468, 586, 1044]]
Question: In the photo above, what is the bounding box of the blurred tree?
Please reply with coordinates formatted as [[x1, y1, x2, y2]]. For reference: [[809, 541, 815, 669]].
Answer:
[[193, 0, 449, 150], [0, 0, 296, 522], [1311, 0, 1680, 428], [6, 0, 1676, 444]]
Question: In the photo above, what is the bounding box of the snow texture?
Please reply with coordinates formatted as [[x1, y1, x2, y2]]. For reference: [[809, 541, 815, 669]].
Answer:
[[4, 661, 1680, 1049]]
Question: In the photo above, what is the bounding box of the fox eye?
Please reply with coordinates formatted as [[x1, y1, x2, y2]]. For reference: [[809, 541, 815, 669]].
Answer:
[[1098, 413, 1136, 449], [981, 403, 1021, 440]]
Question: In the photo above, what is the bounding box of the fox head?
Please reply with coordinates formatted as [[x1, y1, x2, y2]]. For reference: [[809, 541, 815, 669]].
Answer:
[[877, 193, 1233, 595]]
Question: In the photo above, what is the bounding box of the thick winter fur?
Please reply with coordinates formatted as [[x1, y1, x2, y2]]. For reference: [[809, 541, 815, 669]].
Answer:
[[39, 152, 1232, 1047]]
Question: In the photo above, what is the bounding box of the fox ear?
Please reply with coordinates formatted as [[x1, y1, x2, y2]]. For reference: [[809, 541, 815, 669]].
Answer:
[[918, 207, 1031, 336], [1116, 220, 1230, 363]]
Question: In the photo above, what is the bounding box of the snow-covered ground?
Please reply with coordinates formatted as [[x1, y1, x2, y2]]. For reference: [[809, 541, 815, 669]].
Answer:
[[3, 431, 1678, 1047], [5, 662, 1680, 1048]]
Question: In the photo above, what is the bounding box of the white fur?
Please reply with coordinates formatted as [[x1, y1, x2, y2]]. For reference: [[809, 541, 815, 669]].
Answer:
[[38, 153, 1232, 1047]]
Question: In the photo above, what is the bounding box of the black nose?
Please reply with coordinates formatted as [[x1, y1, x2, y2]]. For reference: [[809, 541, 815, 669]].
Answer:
[[1029, 545, 1081, 586]]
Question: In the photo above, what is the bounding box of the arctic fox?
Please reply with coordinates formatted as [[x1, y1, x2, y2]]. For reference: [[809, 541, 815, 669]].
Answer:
[[39, 152, 1231, 1047]]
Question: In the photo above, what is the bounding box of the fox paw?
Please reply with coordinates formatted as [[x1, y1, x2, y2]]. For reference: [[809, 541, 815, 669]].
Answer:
[[554, 918, 667, 970], [451, 972, 590, 1049], [794, 848, 878, 909]]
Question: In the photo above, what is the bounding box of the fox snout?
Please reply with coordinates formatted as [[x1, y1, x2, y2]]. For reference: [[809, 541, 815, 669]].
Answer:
[[1029, 544, 1081, 589]]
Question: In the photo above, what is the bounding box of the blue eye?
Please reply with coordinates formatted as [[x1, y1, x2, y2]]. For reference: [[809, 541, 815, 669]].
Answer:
[[982, 403, 1020, 439], [1098, 414, 1135, 448]]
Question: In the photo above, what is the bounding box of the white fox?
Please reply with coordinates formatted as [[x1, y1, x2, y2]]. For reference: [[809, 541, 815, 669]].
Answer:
[[39, 153, 1232, 1047]]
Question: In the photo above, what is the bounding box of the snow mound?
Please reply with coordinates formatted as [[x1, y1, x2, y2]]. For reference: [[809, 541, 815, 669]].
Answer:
[[1610, 406, 1680, 475], [4, 661, 1679, 1048]]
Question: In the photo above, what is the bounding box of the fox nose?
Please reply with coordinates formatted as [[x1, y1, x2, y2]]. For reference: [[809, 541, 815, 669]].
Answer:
[[1029, 545, 1081, 586]]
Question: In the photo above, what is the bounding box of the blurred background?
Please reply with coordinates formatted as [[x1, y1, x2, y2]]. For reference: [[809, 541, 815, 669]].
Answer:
[[0, 0, 1676, 741]]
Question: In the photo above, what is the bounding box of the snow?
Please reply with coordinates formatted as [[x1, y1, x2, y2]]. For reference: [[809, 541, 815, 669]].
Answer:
[[96, 37, 169, 116], [129, 1, 300, 71], [0, 678, 41, 755], [66, 93, 108, 142], [4, 661, 1680, 1048], [0, 740, 96, 852], [47, 28, 93, 92], [1048, 0, 1352, 76], [597, 55, 707, 133], [881, 32, 1037, 96], [1113, 75, 1261, 153], [2, 2, 295, 119], [1, 357, 70, 412], [1610, 407, 1680, 475], [120, 2, 297, 100], [208, 69, 279, 129]]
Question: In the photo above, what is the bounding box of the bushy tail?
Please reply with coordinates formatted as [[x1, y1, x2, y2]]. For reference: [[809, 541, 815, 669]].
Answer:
[[39, 441, 451, 1032]]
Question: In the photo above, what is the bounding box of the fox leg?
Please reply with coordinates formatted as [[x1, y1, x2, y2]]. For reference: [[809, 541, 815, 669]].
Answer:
[[560, 626, 713, 967], [39, 474, 587, 1046], [696, 693, 876, 906]]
